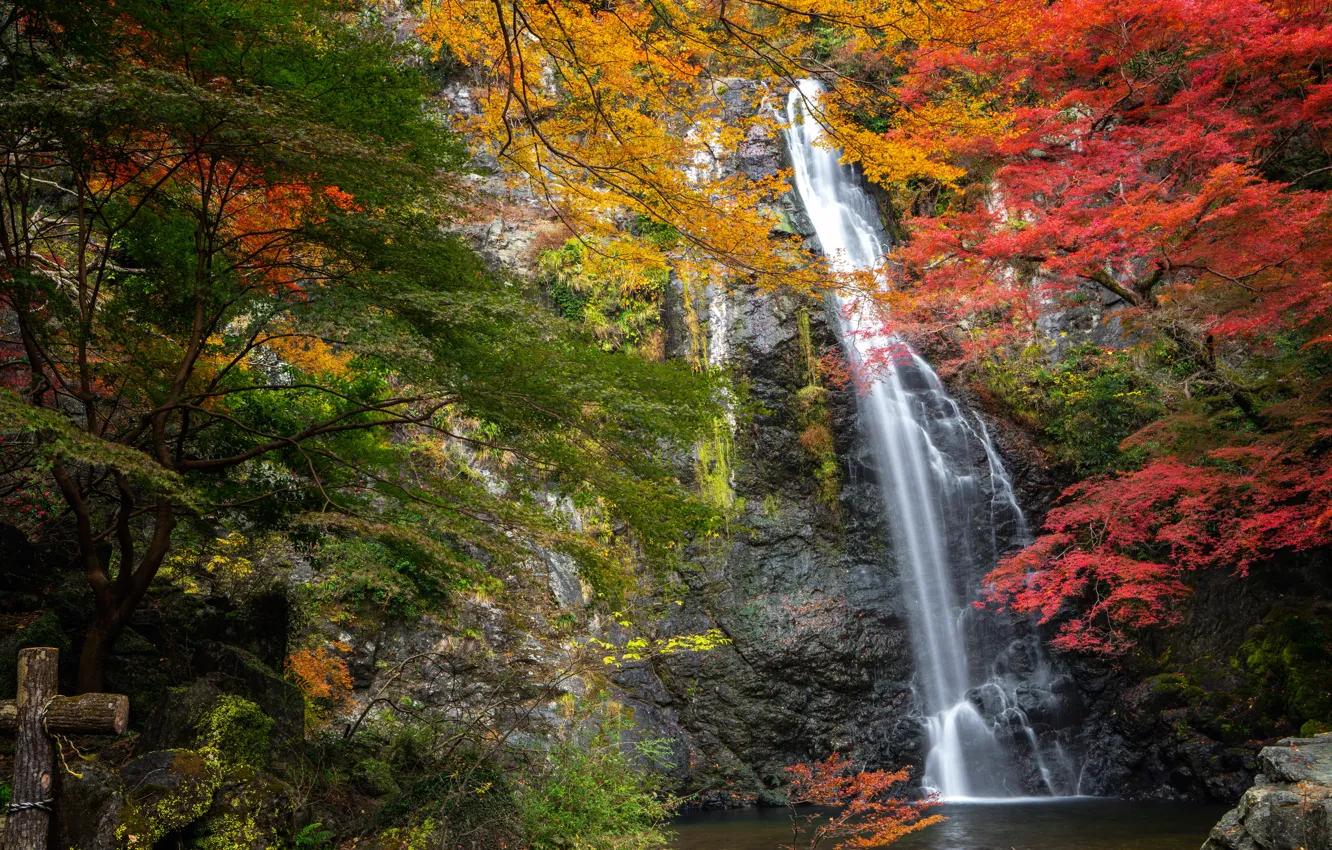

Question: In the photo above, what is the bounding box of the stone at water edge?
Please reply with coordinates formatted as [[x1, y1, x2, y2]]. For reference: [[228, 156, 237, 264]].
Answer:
[[1202, 733, 1332, 850]]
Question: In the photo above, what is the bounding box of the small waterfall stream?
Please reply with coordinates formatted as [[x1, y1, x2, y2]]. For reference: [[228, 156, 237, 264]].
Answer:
[[782, 80, 1078, 800]]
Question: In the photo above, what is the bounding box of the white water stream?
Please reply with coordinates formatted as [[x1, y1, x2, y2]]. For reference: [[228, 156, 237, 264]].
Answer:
[[782, 80, 1071, 800]]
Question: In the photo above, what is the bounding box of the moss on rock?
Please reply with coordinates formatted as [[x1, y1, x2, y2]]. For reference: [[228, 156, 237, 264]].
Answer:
[[115, 750, 220, 849], [198, 695, 276, 771]]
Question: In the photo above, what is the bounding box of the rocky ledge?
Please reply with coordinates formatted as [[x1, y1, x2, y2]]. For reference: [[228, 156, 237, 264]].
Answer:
[[1203, 733, 1332, 850]]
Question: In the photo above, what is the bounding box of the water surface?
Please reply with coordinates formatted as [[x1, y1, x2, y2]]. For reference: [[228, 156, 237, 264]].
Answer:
[[671, 799, 1225, 850]]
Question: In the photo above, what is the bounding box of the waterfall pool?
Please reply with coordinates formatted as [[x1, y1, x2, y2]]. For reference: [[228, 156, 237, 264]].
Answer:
[[669, 798, 1227, 850]]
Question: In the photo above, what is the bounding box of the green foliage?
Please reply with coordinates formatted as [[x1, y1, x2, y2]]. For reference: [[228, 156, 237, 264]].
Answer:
[[538, 239, 667, 353], [1239, 609, 1332, 731], [516, 696, 677, 850], [292, 823, 335, 850], [984, 344, 1162, 473], [795, 311, 841, 511], [1301, 720, 1332, 737], [1, 0, 725, 695], [0, 393, 196, 506], [300, 537, 461, 621], [696, 416, 737, 514], [808, 20, 852, 60], [632, 215, 681, 249], [297, 711, 525, 848], [1145, 672, 1206, 704], [197, 696, 276, 771], [354, 758, 402, 797]]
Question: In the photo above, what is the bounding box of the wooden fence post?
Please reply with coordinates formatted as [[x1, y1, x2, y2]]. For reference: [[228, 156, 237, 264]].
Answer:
[[5, 647, 57, 850]]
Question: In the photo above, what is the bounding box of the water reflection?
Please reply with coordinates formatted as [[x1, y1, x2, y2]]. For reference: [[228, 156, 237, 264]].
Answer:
[[671, 799, 1226, 850]]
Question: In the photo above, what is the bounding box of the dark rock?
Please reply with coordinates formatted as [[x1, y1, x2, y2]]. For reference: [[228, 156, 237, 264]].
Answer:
[[626, 281, 927, 795], [54, 757, 123, 850], [736, 124, 780, 181], [140, 674, 229, 752]]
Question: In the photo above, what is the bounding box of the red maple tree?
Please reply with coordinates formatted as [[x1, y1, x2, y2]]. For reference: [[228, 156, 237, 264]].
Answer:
[[981, 408, 1332, 653], [882, 0, 1332, 358], [858, 0, 1332, 655]]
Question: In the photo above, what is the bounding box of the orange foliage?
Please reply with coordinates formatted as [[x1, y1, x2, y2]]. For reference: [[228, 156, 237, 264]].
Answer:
[[784, 753, 942, 850], [418, 0, 1034, 297], [288, 646, 354, 709], [263, 329, 352, 377]]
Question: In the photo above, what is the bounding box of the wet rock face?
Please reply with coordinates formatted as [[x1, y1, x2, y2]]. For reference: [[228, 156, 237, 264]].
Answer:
[[636, 289, 926, 800], [1203, 734, 1332, 850]]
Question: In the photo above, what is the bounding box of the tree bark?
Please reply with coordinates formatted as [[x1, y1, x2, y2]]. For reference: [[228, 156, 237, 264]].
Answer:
[[0, 693, 128, 734], [1085, 268, 1146, 306], [5, 646, 57, 850], [75, 499, 175, 694], [75, 620, 117, 696]]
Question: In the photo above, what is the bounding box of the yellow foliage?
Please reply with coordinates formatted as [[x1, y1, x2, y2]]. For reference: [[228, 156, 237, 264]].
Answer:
[[161, 531, 269, 597], [420, 0, 1035, 299], [261, 323, 351, 376], [586, 627, 731, 668]]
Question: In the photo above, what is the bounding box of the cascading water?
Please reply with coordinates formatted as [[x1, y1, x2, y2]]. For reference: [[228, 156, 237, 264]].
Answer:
[[782, 80, 1079, 800]]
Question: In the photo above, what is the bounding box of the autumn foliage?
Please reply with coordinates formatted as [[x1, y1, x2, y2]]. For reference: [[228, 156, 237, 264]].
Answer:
[[836, 0, 1332, 654], [288, 646, 355, 728], [880, 0, 1332, 346], [419, 0, 1035, 297], [784, 754, 942, 850], [409, 0, 1332, 658], [983, 410, 1332, 653]]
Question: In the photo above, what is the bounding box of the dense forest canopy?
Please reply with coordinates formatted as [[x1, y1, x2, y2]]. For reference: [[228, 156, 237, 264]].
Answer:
[[0, 0, 721, 694]]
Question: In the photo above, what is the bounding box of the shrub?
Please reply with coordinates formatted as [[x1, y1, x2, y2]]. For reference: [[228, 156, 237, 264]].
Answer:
[[984, 344, 1161, 474], [516, 696, 677, 850]]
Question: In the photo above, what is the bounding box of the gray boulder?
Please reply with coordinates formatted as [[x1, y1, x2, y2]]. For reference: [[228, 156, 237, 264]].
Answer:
[[1203, 734, 1332, 850]]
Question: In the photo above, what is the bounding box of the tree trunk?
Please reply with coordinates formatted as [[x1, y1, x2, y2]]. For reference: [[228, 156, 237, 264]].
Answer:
[[75, 618, 119, 696]]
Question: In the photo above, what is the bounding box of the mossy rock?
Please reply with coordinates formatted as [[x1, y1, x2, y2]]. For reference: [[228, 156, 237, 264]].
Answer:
[[116, 750, 220, 849], [194, 642, 305, 748], [198, 695, 276, 771], [1235, 605, 1332, 732], [184, 767, 295, 850], [1143, 673, 1207, 706], [141, 673, 289, 767]]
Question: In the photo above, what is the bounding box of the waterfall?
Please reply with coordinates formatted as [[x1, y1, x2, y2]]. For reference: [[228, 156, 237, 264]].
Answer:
[[782, 80, 1076, 801]]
